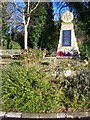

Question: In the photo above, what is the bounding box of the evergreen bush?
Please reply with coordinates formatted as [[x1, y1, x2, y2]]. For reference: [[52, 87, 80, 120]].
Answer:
[[1, 57, 90, 112], [9, 41, 21, 49], [2, 63, 59, 112]]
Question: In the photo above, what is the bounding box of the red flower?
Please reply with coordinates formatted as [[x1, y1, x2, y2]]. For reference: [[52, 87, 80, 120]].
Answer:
[[56, 51, 64, 56]]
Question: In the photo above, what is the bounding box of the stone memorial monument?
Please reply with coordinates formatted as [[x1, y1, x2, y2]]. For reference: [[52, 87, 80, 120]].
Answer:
[[57, 10, 79, 56]]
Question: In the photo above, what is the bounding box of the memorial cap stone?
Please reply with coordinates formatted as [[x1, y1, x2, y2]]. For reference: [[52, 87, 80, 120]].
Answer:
[[61, 10, 74, 23]]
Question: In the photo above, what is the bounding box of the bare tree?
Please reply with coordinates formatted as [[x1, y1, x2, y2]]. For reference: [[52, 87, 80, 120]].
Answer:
[[3, 0, 41, 49], [22, 0, 40, 49]]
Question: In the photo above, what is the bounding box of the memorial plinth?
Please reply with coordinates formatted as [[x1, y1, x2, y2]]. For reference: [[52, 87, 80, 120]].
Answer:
[[57, 10, 79, 55]]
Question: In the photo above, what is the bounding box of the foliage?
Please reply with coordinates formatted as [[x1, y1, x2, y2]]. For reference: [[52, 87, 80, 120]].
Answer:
[[68, 2, 90, 57], [38, 3, 57, 50], [2, 63, 56, 112], [56, 66, 90, 110], [2, 3, 23, 49], [2, 37, 8, 49], [9, 41, 21, 49], [2, 2, 10, 49], [20, 48, 43, 62], [28, 3, 47, 49], [2, 2, 55, 50], [1, 54, 90, 112], [28, 3, 56, 50]]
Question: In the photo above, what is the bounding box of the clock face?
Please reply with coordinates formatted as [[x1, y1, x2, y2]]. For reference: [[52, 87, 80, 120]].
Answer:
[[61, 10, 74, 23]]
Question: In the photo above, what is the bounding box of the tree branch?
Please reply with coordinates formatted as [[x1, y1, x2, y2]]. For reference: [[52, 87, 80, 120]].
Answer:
[[27, 16, 30, 26], [30, 0, 40, 15], [13, 0, 23, 13], [23, 12, 25, 25], [27, 0, 30, 14]]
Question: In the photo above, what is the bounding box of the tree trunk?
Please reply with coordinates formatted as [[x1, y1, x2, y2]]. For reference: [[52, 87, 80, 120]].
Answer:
[[24, 24, 28, 49]]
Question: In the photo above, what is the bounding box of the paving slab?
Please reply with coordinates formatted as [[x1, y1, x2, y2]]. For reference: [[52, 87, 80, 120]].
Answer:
[[57, 113, 66, 118], [5, 112, 22, 118], [65, 113, 73, 118], [22, 113, 39, 118], [39, 113, 57, 118], [88, 112, 90, 116], [0, 112, 6, 117], [72, 112, 89, 118]]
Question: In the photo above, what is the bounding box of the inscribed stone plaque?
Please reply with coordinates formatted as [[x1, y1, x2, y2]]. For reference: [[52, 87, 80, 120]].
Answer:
[[62, 30, 71, 46]]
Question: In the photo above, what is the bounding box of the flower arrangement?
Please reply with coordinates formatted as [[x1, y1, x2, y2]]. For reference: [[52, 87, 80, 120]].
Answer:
[[56, 51, 71, 56]]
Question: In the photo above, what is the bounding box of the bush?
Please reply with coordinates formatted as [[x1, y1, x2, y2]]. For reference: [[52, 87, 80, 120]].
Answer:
[[9, 41, 21, 49], [55, 61, 90, 111], [79, 36, 90, 58], [60, 70, 90, 109], [1, 59, 90, 112], [2, 63, 60, 112], [2, 38, 8, 49], [20, 48, 43, 62]]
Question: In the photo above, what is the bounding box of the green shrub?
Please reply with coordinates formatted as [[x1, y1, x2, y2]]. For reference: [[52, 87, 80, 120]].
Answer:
[[28, 48, 43, 59], [1, 63, 61, 112], [2, 38, 8, 49], [55, 63, 90, 109], [79, 36, 90, 58], [9, 41, 21, 49], [1, 59, 90, 112], [20, 48, 43, 62]]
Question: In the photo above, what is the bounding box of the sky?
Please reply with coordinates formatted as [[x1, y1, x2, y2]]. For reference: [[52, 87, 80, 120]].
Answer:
[[4, 0, 72, 32], [6, 0, 70, 21], [52, 2, 69, 21]]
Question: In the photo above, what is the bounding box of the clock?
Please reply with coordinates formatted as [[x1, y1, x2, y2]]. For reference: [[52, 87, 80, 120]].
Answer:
[[61, 10, 74, 23]]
